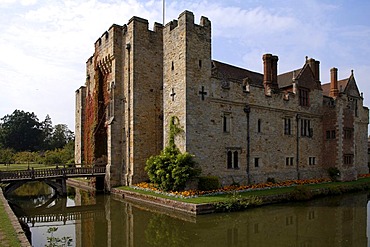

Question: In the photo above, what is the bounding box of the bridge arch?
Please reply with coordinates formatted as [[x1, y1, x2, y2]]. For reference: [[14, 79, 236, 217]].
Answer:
[[4, 179, 67, 197]]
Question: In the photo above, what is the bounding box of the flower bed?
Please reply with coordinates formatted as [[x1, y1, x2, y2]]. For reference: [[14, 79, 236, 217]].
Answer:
[[133, 178, 332, 199]]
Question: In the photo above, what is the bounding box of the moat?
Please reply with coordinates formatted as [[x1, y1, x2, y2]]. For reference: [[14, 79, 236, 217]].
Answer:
[[7, 183, 370, 247]]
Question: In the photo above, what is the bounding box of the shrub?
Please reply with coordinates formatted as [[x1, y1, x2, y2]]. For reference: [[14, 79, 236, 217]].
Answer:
[[327, 167, 340, 181], [267, 177, 276, 183], [145, 146, 200, 192], [198, 176, 220, 191]]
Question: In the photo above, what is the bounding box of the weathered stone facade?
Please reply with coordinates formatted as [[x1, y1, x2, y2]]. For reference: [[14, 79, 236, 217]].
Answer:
[[75, 10, 369, 190]]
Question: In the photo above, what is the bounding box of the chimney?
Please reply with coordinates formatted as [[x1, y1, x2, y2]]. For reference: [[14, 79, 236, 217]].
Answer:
[[330, 67, 339, 97], [314, 60, 320, 82], [263, 54, 279, 95], [307, 58, 317, 80], [271, 55, 279, 90]]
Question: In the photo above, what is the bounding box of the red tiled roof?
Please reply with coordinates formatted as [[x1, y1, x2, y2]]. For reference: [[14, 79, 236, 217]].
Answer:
[[211, 60, 263, 86], [321, 78, 349, 97]]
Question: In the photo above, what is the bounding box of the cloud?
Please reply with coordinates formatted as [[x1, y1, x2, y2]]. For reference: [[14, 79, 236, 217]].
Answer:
[[0, 0, 369, 130]]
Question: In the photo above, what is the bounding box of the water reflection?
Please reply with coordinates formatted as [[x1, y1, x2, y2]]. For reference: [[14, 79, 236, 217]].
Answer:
[[8, 183, 370, 247]]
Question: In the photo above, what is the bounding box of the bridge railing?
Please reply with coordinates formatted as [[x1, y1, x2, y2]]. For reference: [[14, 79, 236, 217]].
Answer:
[[0, 166, 106, 182]]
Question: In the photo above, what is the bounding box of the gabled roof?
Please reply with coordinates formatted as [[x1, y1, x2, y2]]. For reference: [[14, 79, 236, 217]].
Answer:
[[322, 72, 360, 98], [277, 69, 302, 88], [211, 60, 263, 86], [321, 79, 349, 97]]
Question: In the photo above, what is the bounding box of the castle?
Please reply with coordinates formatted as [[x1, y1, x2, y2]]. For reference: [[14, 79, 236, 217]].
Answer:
[[75, 10, 369, 191]]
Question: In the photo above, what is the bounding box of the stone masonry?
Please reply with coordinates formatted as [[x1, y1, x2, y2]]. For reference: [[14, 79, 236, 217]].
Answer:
[[75, 10, 369, 190]]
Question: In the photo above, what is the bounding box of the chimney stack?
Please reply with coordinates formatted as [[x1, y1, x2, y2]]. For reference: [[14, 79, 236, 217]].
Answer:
[[271, 55, 279, 89], [329, 67, 339, 97], [263, 54, 278, 95], [307, 58, 320, 82]]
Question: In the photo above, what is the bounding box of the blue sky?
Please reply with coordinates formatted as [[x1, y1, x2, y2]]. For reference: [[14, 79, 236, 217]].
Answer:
[[0, 0, 369, 131]]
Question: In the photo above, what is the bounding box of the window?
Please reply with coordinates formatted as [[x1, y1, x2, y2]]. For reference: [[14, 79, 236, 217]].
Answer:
[[284, 118, 291, 135], [300, 119, 312, 137], [257, 119, 261, 133], [286, 157, 294, 166], [326, 130, 336, 139], [344, 154, 353, 165], [223, 113, 231, 133], [309, 157, 316, 165], [109, 81, 115, 119], [227, 150, 239, 169], [299, 88, 309, 106], [254, 157, 260, 167], [344, 128, 353, 139]]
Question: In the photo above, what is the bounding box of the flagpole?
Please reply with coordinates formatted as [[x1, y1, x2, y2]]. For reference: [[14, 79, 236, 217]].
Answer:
[[163, 0, 165, 25]]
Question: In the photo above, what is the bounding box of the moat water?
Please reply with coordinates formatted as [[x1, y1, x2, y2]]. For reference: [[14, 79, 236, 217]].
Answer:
[[6, 182, 370, 247]]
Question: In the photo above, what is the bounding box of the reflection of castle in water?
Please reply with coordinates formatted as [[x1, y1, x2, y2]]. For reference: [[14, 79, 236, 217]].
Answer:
[[68, 192, 370, 247], [13, 187, 370, 247]]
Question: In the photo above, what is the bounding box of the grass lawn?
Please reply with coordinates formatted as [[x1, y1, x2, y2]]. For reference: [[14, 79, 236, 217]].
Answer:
[[0, 163, 59, 171], [117, 177, 370, 204], [0, 199, 22, 247]]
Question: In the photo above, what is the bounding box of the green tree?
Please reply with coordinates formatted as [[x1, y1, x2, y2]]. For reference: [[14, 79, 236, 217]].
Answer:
[[0, 110, 43, 151], [42, 114, 54, 150], [50, 124, 74, 150], [0, 148, 15, 165]]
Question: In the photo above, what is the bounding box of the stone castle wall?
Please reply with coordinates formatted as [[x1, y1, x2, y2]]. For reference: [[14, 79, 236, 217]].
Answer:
[[76, 10, 369, 189]]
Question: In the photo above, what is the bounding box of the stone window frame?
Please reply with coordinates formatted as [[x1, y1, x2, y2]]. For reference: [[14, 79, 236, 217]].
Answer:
[[108, 81, 115, 123], [308, 157, 316, 165], [299, 88, 310, 107], [326, 130, 336, 140], [254, 157, 260, 168], [222, 112, 232, 133], [226, 147, 241, 170], [257, 119, 262, 133], [285, 157, 294, 166], [343, 128, 353, 139], [300, 118, 313, 137], [284, 117, 292, 135], [344, 154, 354, 165]]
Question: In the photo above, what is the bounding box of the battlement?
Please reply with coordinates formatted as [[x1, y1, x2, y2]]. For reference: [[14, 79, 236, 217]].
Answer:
[[164, 10, 211, 32], [94, 24, 126, 50]]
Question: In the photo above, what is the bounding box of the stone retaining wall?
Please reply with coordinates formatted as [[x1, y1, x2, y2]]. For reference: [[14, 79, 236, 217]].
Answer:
[[0, 189, 31, 247]]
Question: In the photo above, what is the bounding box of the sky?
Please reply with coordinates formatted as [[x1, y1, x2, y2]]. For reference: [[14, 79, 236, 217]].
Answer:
[[0, 0, 370, 131]]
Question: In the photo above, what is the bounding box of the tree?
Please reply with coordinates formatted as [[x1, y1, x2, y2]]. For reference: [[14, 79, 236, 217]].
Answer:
[[50, 124, 74, 150], [0, 110, 43, 151], [0, 148, 15, 165], [42, 114, 54, 150]]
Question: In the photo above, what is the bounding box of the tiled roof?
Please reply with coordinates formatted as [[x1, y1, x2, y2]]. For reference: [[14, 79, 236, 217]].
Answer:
[[321, 78, 349, 97], [277, 69, 302, 88], [211, 60, 263, 86]]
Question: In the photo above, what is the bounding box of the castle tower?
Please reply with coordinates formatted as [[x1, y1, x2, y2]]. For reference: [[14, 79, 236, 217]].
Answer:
[[122, 17, 163, 185], [163, 11, 211, 156]]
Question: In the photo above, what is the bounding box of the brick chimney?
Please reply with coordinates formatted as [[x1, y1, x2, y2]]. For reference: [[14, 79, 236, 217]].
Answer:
[[263, 54, 278, 95], [329, 67, 339, 97], [307, 58, 320, 82], [271, 55, 279, 89]]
